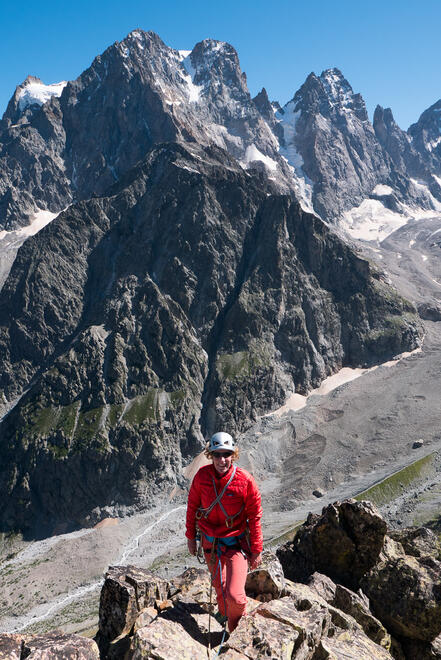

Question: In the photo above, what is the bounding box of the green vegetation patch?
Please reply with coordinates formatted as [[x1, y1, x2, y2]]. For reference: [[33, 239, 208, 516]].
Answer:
[[122, 388, 186, 426], [73, 407, 107, 450], [107, 404, 125, 428], [217, 351, 250, 381], [354, 453, 435, 507], [123, 390, 160, 425], [216, 341, 273, 383], [21, 401, 80, 445]]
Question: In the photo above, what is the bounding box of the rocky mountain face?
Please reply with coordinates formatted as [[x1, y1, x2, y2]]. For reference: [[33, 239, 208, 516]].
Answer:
[[2, 500, 439, 658], [0, 141, 422, 535], [269, 69, 441, 224], [275, 68, 389, 220], [408, 99, 441, 173], [0, 30, 294, 234]]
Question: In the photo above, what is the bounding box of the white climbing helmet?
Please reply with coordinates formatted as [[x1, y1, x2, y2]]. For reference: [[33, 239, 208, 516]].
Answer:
[[208, 431, 235, 453]]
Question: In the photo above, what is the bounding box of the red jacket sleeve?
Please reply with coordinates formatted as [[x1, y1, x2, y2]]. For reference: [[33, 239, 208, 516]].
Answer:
[[185, 471, 201, 540], [245, 475, 263, 553]]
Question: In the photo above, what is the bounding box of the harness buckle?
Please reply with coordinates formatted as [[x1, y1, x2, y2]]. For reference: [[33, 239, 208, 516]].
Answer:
[[225, 517, 233, 528], [196, 510, 203, 520]]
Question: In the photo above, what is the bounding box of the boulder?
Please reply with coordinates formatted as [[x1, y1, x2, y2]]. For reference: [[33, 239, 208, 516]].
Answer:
[[305, 572, 390, 648], [332, 584, 391, 649], [417, 301, 441, 322], [317, 628, 393, 659], [223, 604, 300, 659], [128, 616, 207, 659], [389, 527, 441, 559], [305, 572, 338, 602], [361, 538, 441, 641], [169, 566, 212, 608], [23, 632, 99, 658], [0, 634, 23, 660], [277, 499, 387, 588], [256, 596, 331, 658], [96, 565, 170, 655], [245, 549, 285, 601]]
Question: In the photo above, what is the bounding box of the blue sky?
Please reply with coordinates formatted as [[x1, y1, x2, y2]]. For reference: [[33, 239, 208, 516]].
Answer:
[[1, 0, 440, 129]]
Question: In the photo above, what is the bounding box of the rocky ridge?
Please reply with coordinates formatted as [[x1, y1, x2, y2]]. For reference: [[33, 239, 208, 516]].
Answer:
[[2, 29, 441, 238], [2, 500, 440, 658]]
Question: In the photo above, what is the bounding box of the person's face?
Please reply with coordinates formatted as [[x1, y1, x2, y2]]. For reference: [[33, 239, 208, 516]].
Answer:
[[212, 450, 233, 475]]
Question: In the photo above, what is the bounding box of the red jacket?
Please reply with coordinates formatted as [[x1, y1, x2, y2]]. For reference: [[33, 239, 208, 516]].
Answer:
[[186, 463, 263, 554]]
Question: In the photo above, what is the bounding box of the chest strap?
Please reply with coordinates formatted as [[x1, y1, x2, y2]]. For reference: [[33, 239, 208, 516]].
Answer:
[[196, 465, 245, 527]]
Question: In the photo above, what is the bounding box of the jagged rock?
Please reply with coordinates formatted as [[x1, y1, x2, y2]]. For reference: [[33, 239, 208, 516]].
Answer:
[[418, 301, 441, 322], [409, 100, 441, 173], [245, 549, 285, 600], [257, 596, 332, 658], [360, 537, 441, 641], [24, 632, 99, 658], [277, 499, 387, 588], [96, 565, 170, 655], [0, 634, 22, 659], [133, 606, 157, 631], [317, 628, 393, 659], [169, 566, 212, 608], [128, 615, 207, 659], [89, 563, 409, 659], [305, 572, 338, 602], [413, 439, 425, 448], [332, 584, 390, 648], [389, 527, 441, 559], [306, 572, 390, 649], [224, 604, 300, 659]]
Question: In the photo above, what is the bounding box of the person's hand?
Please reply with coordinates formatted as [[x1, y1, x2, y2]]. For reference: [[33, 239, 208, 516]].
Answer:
[[248, 552, 262, 570], [187, 538, 197, 556]]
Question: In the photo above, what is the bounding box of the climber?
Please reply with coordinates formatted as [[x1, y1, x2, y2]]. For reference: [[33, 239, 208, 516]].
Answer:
[[186, 431, 263, 632]]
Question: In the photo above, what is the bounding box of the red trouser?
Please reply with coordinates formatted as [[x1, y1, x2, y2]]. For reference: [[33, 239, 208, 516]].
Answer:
[[205, 548, 248, 632]]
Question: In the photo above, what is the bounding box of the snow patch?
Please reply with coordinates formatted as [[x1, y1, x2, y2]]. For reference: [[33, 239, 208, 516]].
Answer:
[[427, 136, 441, 152], [18, 80, 67, 111], [0, 208, 65, 290], [180, 53, 203, 103], [276, 100, 314, 212], [372, 184, 394, 196], [241, 144, 278, 172], [0, 209, 60, 246], [341, 199, 410, 242], [342, 181, 441, 243]]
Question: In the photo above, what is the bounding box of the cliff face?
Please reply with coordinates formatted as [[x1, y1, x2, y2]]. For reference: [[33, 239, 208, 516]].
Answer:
[[0, 142, 422, 534]]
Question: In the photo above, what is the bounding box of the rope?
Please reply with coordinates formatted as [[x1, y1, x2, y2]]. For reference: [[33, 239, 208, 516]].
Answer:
[[207, 541, 229, 659]]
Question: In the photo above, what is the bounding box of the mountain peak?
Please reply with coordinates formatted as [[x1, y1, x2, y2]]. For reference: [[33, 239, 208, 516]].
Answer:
[[319, 68, 355, 107]]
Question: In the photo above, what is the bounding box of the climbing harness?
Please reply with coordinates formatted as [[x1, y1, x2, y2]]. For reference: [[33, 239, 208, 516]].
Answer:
[[195, 464, 245, 528]]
